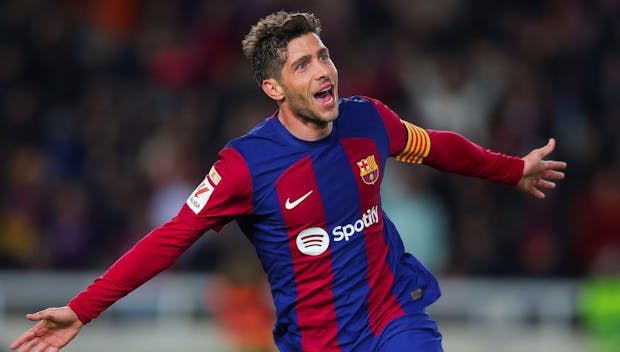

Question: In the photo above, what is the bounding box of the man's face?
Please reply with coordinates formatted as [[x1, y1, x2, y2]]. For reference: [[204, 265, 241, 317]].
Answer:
[[277, 33, 339, 125]]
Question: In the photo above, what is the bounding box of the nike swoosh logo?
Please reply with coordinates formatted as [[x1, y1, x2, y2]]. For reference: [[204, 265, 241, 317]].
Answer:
[[285, 190, 313, 210]]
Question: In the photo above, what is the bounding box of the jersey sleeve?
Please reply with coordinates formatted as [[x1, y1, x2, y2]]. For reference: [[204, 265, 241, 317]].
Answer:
[[68, 147, 253, 324], [361, 96, 523, 185], [423, 130, 524, 185], [362, 96, 431, 163], [179, 147, 254, 231]]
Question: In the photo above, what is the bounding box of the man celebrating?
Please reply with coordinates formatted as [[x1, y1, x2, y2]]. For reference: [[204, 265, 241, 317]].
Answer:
[[11, 11, 566, 352]]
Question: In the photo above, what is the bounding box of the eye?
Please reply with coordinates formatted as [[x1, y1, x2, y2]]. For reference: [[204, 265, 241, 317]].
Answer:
[[319, 53, 329, 61], [296, 62, 306, 70]]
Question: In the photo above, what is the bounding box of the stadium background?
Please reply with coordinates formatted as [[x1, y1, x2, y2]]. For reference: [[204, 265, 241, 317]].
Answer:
[[0, 0, 618, 351]]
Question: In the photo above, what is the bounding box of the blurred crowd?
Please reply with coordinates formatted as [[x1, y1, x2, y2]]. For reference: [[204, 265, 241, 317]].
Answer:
[[1, 0, 619, 279]]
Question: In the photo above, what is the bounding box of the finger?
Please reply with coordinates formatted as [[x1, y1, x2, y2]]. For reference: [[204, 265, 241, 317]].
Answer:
[[543, 169, 565, 180], [10, 336, 26, 349], [10, 329, 37, 349], [17, 336, 40, 352], [536, 138, 556, 158], [26, 309, 53, 322], [537, 179, 556, 189], [530, 186, 546, 199], [33, 342, 50, 352], [543, 160, 567, 171]]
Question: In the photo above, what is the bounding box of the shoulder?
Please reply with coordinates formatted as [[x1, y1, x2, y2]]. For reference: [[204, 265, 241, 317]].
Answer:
[[338, 95, 397, 119], [339, 95, 388, 107], [337, 96, 396, 130], [228, 117, 274, 143], [339, 95, 376, 111], [227, 116, 283, 154], [337, 96, 381, 123], [340, 95, 373, 105], [338, 96, 409, 156], [224, 116, 296, 177]]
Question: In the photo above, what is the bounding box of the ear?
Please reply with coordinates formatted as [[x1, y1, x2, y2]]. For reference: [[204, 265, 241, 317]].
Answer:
[[261, 78, 285, 102]]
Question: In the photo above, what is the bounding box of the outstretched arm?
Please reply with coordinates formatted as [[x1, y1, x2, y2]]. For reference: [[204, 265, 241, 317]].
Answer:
[[366, 97, 567, 195], [10, 306, 83, 352], [9, 147, 254, 352], [416, 129, 566, 196], [516, 138, 567, 199]]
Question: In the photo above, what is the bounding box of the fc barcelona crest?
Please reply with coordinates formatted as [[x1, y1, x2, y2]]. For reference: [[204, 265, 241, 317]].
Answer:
[[356, 155, 380, 185]]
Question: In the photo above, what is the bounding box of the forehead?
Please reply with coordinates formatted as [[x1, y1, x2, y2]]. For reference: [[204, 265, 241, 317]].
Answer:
[[285, 33, 326, 62]]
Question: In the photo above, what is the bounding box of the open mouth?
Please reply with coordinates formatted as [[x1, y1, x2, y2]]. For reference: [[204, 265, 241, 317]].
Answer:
[[313, 85, 335, 107]]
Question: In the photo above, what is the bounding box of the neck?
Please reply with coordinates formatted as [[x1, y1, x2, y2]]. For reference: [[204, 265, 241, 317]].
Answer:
[[277, 106, 333, 142]]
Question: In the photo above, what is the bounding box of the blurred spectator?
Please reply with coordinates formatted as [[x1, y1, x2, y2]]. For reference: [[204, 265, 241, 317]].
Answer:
[[573, 167, 620, 275], [0, 0, 618, 281], [381, 161, 449, 273], [0, 148, 47, 267], [403, 44, 504, 143], [204, 237, 276, 352]]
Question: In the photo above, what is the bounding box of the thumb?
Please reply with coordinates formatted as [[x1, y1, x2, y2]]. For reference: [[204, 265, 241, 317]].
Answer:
[[26, 308, 54, 321], [538, 138, 556, 158]]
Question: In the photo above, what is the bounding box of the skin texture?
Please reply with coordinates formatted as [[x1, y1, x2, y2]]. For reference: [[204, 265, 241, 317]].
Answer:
[[261, 33, 339, 141], [10, 307, 82, 352], [516, 138, 567, 199]]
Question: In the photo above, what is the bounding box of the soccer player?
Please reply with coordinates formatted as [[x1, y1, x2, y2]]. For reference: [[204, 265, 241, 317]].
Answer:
[[10, 11, 566, 352]]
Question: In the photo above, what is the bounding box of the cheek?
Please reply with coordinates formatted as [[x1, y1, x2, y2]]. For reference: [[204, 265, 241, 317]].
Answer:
[[285, 77, 307, 95], [329, 61, 338, 75], [284, 88, 309, 107], [289, 82, 311, 101], [293, 91, 312, 107]]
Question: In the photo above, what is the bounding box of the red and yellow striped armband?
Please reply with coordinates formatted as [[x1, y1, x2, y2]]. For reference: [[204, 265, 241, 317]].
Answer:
[[394, 120, 431, 164]]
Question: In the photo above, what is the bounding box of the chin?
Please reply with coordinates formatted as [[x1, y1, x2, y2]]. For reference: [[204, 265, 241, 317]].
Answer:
[[313, 109, 337, 123], [325, 110, 339, 121], [318, 102, 339, 120]]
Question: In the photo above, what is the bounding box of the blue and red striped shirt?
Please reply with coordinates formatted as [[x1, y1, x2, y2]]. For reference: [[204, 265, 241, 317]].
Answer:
[[69, 96, 523, 351]]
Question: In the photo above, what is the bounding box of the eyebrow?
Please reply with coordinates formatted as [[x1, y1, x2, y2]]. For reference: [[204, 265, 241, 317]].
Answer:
[[289, 47, 330, 70], [290, 54, 311, 70]]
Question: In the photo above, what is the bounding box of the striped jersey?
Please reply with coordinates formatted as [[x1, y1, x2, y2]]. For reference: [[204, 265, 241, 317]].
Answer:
[[185, 96, 440, 351], [69, 95, 524, 351]]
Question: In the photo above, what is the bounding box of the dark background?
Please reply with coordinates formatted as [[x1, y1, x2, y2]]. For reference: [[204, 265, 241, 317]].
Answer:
[[1, 0, 618, 280]]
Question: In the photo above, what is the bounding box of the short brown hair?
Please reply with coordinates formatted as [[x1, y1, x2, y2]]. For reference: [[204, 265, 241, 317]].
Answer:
[[242, 11, 321, 84]]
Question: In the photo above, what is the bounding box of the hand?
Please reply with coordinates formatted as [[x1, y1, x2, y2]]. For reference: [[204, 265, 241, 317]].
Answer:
[[517, 138, 567, 199], [10, 306, 83, 352]]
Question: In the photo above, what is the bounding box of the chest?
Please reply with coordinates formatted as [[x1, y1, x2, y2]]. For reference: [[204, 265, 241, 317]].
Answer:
[[251, 137, 385, 240]]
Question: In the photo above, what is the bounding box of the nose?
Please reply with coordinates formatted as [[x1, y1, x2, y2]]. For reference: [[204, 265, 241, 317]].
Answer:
[[315, 59, 331, 80]]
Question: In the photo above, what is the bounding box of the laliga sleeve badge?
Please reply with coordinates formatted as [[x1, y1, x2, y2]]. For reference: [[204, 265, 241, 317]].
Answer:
[[187, 176, 215, 214]]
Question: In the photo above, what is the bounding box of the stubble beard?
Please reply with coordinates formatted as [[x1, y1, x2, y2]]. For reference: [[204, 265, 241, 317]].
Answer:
[[288, 94, 337, 128]]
